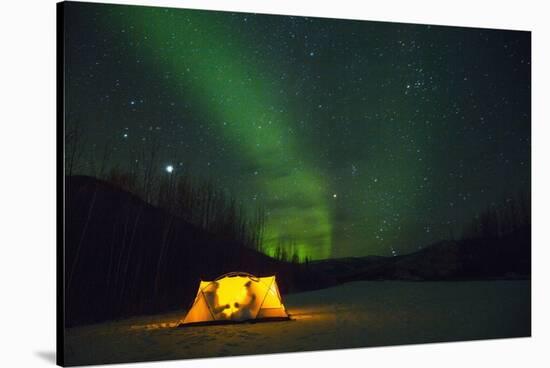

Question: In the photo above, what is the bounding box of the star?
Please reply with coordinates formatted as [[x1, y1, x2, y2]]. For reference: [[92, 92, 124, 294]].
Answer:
[[64, 3, 531, 260]]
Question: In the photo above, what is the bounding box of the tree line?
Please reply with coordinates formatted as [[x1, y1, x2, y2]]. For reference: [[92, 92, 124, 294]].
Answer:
[[65, 124, 266, 253], [462, 191, 530, 240]]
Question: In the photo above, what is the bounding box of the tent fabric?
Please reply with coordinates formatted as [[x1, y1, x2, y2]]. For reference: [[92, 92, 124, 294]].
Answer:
[[181, 272, 289, 325]]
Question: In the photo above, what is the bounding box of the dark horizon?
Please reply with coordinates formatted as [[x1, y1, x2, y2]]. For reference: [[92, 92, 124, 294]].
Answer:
[[64, 2, 531, 260]]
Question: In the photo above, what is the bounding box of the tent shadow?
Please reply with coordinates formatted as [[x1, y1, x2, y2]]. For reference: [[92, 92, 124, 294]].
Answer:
[[177, 316, 293, 328]]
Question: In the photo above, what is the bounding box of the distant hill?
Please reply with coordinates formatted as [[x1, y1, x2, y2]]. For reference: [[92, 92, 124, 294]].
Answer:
[[309, 233, 530, 283]]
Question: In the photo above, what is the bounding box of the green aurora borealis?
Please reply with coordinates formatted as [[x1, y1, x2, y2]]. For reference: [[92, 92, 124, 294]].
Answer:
[[65, 2, 531, 260]]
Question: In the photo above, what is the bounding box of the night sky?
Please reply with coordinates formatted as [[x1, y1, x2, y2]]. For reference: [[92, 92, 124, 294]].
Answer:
[[64, 2, 531, 260]]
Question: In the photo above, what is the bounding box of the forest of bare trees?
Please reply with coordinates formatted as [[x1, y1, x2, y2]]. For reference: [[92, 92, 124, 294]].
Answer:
[[462, 191, 531, 240], [65, 124, 266, 253]]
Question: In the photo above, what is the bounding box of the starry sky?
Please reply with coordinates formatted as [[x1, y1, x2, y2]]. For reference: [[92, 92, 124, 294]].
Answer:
[[64, 2, 531, 260]]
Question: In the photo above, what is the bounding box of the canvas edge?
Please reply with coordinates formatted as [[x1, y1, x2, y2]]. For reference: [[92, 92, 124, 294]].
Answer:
[[56, 1, 66, 366]]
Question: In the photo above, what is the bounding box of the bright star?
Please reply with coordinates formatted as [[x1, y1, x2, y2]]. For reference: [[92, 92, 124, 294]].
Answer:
[[165, 165, 174, 173], [333, 194, 337, 198]]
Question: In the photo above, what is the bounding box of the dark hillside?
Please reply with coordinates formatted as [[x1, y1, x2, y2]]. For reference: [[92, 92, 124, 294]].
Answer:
[[64, 176, 332, 326], [310, 233, 530, 283], [309, 193, 530, 283]]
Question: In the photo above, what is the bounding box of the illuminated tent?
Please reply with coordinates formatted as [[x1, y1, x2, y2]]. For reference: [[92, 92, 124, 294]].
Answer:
[[180, 272, 289, 326]]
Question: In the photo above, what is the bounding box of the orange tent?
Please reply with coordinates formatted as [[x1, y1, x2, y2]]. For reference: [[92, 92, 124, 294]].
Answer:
[[180, 272, 289, 326]]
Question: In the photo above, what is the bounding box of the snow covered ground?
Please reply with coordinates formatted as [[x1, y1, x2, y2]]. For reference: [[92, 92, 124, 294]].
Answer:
[[64, 280, 530, 366]]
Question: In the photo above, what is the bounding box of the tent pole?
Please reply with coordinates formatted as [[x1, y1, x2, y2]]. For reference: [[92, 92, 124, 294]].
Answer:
[[254, 277, 275, 319], [200, 289, 217, 321]]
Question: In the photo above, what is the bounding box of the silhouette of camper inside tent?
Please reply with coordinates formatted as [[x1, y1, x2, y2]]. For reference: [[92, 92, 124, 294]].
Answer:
[[203, 281, 230, 319], [231, 281, 257, 321]]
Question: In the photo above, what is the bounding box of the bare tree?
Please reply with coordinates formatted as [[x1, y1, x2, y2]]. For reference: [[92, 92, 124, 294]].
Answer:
[[65, 121, 86, 177], [98, 138, 113, 180], [142, 137, 161, 203]]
